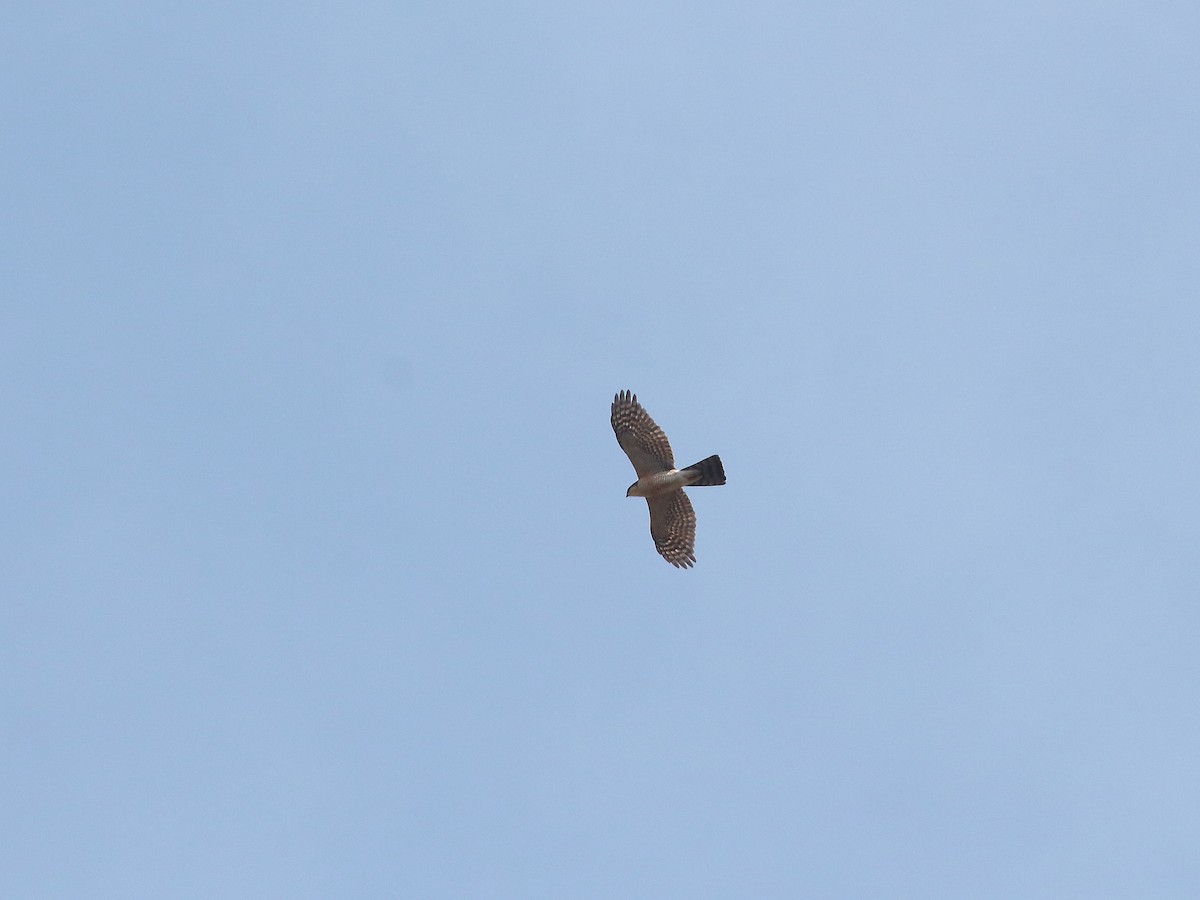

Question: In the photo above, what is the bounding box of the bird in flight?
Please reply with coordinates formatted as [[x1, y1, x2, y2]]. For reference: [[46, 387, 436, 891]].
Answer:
[[611, 390, 726, 568]]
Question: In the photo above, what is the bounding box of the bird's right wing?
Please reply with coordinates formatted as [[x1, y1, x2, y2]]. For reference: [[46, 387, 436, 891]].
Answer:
[[646, 490, 697, 568]]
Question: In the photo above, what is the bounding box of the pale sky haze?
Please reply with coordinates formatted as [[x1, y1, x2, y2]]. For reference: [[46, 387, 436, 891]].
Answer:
[[4, 2, 1199, 897]]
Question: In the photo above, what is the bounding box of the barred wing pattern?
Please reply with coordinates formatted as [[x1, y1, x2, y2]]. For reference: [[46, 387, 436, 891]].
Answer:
[[646, 490, 697, 568], [611, 390, 674, 476]]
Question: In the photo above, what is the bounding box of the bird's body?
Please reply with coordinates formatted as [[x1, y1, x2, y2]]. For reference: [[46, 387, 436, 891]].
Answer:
[[626, 456, 726, 498], [626, 469, 692, 498], [611, 390, 725, 568]]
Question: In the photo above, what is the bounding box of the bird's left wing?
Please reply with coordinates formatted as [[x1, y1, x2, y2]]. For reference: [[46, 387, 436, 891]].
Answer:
[[611, 390, 675, 476]]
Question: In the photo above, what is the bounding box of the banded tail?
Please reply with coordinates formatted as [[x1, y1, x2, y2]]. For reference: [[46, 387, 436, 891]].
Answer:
[[683, 454, 726, 487]]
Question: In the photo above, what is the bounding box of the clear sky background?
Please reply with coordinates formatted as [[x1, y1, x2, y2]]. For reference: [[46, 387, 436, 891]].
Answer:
[[4, 2, 1199, 897]]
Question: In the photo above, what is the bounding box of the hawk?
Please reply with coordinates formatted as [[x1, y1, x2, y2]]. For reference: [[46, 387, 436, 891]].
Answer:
[[611, 390, 726, 568]]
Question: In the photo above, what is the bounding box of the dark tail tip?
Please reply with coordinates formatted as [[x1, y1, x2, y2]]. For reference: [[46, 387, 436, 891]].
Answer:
[[685, 454, 725, 486]]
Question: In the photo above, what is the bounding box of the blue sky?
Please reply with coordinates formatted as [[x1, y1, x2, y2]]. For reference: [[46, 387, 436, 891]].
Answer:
[[4, 2, 1199, 896]]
